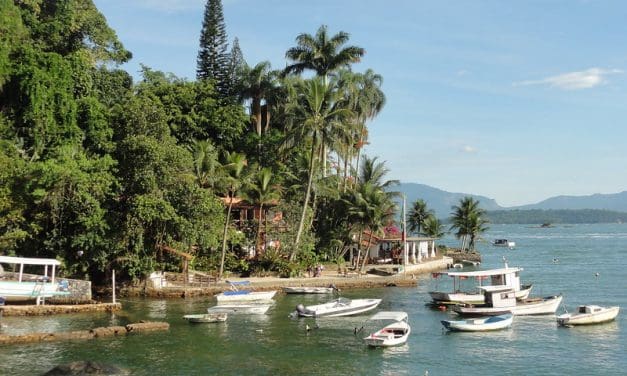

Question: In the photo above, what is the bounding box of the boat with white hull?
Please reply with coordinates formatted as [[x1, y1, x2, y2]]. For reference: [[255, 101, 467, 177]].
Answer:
[[0, 256, 70, 304], [453, 286, 562, 316], [556, 305, 620, 326], [293, 297, 382, 318], [207, 303, 271, 314], [363, 311, 411, 347], [215, 280, 276, 302], [441, 313, 513, 332], [284, 286, 337, 294]]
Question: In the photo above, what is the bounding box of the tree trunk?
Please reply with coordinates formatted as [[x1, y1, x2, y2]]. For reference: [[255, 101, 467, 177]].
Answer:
[[219, 196, 234, 279], [354, 230, 363, 268], [291, 142, 317, 261], [360, 231, 373, 273], [256, 203, 264, 257]]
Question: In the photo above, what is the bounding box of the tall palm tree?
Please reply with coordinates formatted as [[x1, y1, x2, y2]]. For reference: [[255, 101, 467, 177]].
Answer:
[[422, 214, 446, 239], [357, 155, 399, 194], [282, 77, 353, 259], [449, 197, 489, 252], [243, 167, 281, 255], [190, 139, 220, 189], [238, 61, 279, 140], [408, 199, 434, 236], [218, 151, 248, 279]]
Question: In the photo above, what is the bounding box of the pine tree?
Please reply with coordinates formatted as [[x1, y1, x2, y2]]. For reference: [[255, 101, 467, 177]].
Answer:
[[197, 0, 230, 96], [226, 37, 246, 97]]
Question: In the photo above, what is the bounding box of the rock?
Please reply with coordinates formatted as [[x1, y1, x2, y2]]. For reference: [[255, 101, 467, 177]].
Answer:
[[42, 361, 129, 375]]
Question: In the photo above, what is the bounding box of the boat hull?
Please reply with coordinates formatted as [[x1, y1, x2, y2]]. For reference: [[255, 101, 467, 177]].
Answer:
[[215, 290, 276, 303], [284, 287, 335, 294], [207, 304, 270, 314], [296, 298, 382, 318], [557, 306, 620, 326], [441, 314, 513, 332], [0, 281, 69, 302], [364, 321, 411, 347], [454, 295, 562, 316], [183, 313, 228, 323]]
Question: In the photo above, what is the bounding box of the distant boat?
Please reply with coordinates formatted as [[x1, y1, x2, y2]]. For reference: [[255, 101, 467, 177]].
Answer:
[[215, 280, 276, 302], [556, 305, 620, 326], [292, 297, 382, 318], [363, 311, 411, 347], [283, 285, 337, 294], [493, 239, 515, 248], [183, 313, 228, 323], [441, 313, 513, 332]]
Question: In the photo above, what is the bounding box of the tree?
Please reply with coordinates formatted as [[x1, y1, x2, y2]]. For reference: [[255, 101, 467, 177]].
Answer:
[[449, 197, 489, 252], [238, 61, 279, 145], [422, 214, 445, 239], [408, 199, 434, 235], [243, 167, 281, 254], [197, 0, 230, 96], [226, 37, 246, 97]]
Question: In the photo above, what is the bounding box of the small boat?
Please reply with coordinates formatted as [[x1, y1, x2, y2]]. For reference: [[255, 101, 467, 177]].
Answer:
[[183, 313, 228, 323], [283, 285, 337, 294], [556, 305, 620, 326], [293, 297, 382, 318], [207, 303, 271, 314], [215, 280, 277, 302], [493, 239, 515, 248], [0, 256, 72, 304], [453, 286, 562, 316], [363, 311, 411, 347], [441, 313, 513, 332]]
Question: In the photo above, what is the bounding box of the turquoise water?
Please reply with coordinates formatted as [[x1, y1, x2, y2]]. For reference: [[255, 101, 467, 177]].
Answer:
[[0, 224, 625, 375]]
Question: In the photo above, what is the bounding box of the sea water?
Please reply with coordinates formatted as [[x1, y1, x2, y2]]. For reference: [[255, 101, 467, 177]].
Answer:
[[0, 224, 625, 375]]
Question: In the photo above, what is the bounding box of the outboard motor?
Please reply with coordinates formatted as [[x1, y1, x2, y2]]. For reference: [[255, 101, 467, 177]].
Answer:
[[295, 304, 306, 315]]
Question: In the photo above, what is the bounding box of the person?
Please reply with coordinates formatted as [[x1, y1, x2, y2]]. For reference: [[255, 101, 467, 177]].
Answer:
[[314, 265, 321, 277]]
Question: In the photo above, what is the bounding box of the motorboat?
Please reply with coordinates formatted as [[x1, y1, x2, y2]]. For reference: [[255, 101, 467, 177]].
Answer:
[[207, 303, 271, 314], [183, 312, 228, 323], [283, 285, 337, 294], [215, 280, 276, 302], [0, 256, 71, 304], [556, 305, 620, 326], [441, 313, 513, 332], [493, 239, 515, 248], [453, 285, 562, 316], [292, 297, 382, 318], [363, 311, 411, 347], [429, 260, 532, 305]]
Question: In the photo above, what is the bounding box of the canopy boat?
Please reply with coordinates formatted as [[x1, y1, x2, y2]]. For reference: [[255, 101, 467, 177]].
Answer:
[[207, 303, 271, 314], [453, 286, 562, 316], [215, 280, 276, 302], [183, 312, 228, 323], [493, 239, 515, 248], [441, 313, 513, 332], [429, 262, 532, 305], [283, 285, 337, 294], [363, 311, 411, 347], [0, 256, 71, 304], [293, 297, 382, 318], [556, 305, 620, 327]]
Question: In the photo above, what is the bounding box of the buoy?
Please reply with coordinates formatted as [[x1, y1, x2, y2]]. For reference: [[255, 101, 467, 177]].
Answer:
[[594, 272, 600, 278]]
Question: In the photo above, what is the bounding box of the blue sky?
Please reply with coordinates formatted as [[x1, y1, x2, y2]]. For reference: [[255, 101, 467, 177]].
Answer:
[[94, 0, 627, 207]]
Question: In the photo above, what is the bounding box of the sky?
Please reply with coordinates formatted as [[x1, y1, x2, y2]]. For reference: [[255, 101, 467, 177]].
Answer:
[[93, 0, 627, 207]]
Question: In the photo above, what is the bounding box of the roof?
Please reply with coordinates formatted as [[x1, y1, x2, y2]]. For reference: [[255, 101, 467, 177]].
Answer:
[[0, 255, 62, 266], [444, 267, 522, 278], [479, 285, 515, 292], [368, 311, 408, 322]]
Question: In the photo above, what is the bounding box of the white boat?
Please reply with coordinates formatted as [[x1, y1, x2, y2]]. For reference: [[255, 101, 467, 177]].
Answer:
[[0, 256, 71, 304], [183, 313, 228, 323], [283, 286, 337, 294], [429, 261, 532, 305], [363, 311, 411, 347], [493, 239, 515, 248], [293, 297, 382, 318], [215, 280, 276, 302], [441, 313, 513, 332], [453, 286, 563, 316], [556, 305, 620, 326], [207, 303, 271, 314]]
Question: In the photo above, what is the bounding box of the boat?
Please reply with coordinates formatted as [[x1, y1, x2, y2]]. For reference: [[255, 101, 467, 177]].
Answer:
[[363, 311, 411, 347], [215, 280, 276, 302], [453, 286, 562, 316], [441, 313, 513, 332], [493, 239, 515, 248], [207, 303, 271, 314], [0, 256, 71, 304], [283, 285, 337, 294], [293, 297, 382, 318], [183, 313, 228, 323], [429, 261, 532, 305], [556, 305, 620, 326]]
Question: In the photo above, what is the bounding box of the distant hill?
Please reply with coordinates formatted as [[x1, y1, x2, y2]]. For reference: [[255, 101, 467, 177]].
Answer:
[[486, 209, 627, 224], [511, 191, 627, 212]]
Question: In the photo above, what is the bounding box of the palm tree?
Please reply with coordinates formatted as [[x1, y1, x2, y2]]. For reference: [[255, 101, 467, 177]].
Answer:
[[449, 197, 489, 252], [357, 155, 399, 194], [282, 77, 353, 260], [243, 167, 281, 255], [408, 199, 434, 235], [218, 151, 248, 279], [190, 139, 220, 189], [238, 61, 279, 141], [422, 214, 446, 239]]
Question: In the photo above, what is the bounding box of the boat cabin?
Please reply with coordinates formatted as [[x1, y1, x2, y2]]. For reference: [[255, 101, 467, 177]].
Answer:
[[578, 305, 603, 314], [480, 286, 516, 308], [437, 266, 524, 292]]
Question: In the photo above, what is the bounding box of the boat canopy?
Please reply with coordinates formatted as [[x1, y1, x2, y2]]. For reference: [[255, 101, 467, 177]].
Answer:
[[478, 285, 514, 293], [0, 255, 62, 266], [226, 280, 251, 286], [368, 311, 408, 322], [441, 267, 522, 278]]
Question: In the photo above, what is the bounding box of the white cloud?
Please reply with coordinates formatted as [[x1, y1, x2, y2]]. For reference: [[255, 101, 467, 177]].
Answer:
[[514, 68, 622, 90], [461, 145, 477, 153]]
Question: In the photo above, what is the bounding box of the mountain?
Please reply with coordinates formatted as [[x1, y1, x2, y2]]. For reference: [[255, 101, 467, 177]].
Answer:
[[511, 191, 627, 212]]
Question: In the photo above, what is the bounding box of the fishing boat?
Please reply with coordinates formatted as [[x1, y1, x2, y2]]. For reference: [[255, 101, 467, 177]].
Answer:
[[556, 305, 620, 326], [493, 239, 515, 248], [283, 285, 337, 294], [363, 311, 411, 347], [0, 256, 71, 304], [441, 313, 513, 332], [183, 312, 228, 323], [453, 286, 562, 316], [429, 261, 532, 305], [207, 303, 271, 314], [215, 280, 276, 302], [293, 297, 382, 318]]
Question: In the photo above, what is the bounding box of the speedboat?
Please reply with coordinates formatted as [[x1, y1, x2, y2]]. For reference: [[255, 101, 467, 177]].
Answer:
[[283, 285, 337, 294], [293, 297, 381, 318], [207, 303, 271, 314], [556, 305, 620, 326], [183, 313, 228, 323], [453, 286, 562, 316], [215, 280, 276, 302], [493, 239, 515, 248], [441, 313, 513, 332], [363, 311, 411, 347]]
